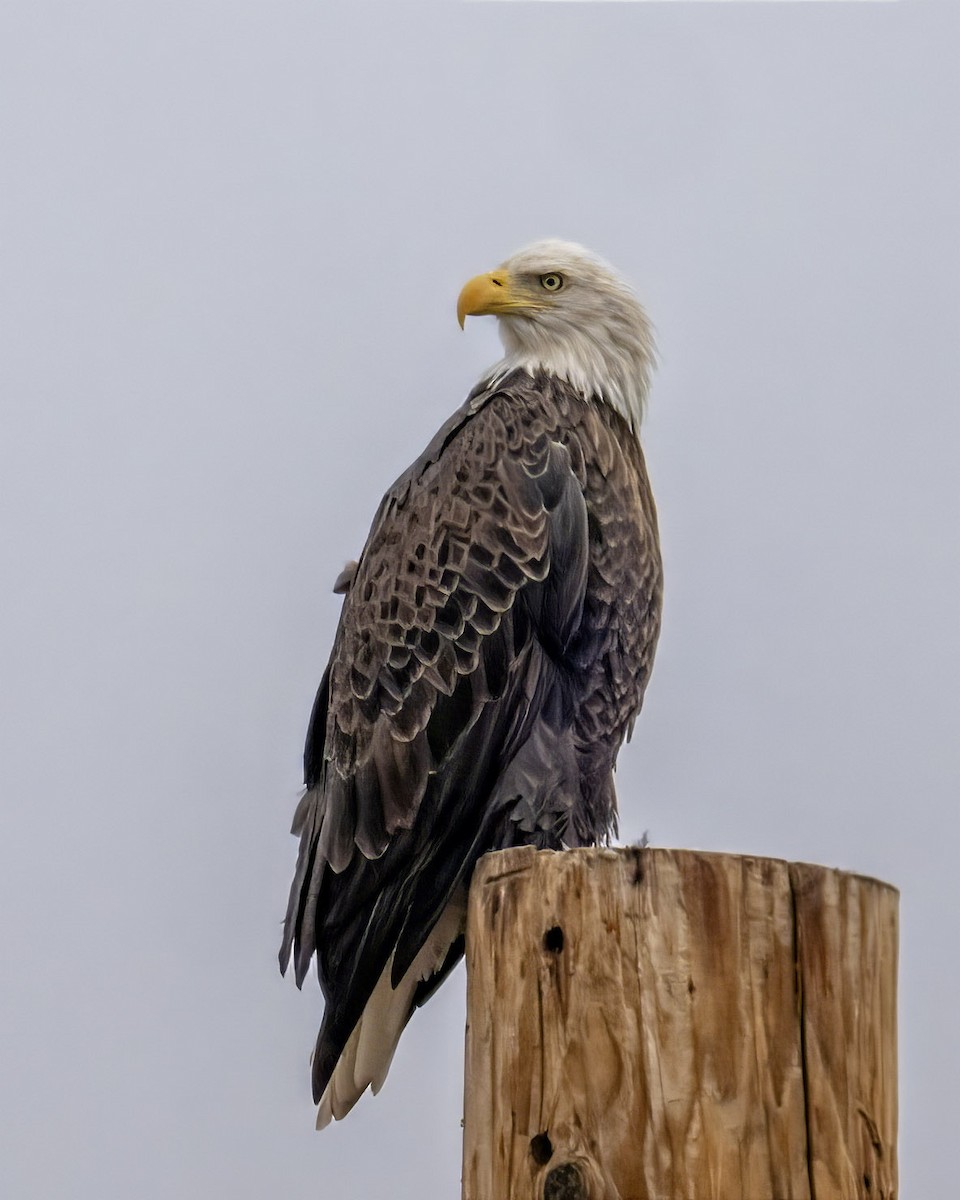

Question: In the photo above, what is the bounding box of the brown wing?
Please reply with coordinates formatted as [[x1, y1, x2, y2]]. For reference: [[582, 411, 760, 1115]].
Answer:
[[279, 373, 593, 1101]]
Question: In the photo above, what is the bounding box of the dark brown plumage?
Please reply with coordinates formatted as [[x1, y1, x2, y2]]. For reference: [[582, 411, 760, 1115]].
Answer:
[[280, 365, 661, 1124]]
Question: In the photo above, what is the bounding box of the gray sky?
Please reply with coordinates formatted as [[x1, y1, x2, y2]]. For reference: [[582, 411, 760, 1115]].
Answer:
[[2, 2, 958, 1196]]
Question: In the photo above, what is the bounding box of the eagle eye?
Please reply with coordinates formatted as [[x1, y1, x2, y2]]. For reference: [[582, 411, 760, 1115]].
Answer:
[[539, 273, 564, 293]]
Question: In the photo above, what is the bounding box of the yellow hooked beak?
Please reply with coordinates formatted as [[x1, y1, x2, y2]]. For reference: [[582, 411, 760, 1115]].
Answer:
[[457, 270, 525, 329]]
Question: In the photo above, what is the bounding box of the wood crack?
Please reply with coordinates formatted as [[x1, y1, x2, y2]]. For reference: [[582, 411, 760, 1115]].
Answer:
[[789, 865, 817, 1200]]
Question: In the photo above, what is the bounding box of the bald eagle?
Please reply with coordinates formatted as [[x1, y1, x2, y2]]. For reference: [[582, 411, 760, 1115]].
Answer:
[[280, 240, 663, 1128]]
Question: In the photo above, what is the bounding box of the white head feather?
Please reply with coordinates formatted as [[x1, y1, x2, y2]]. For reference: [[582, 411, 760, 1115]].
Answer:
[[484, 240, 656, 435]]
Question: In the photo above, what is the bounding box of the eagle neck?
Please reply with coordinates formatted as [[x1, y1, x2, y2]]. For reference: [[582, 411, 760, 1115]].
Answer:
[[490, 320, 653, 438]]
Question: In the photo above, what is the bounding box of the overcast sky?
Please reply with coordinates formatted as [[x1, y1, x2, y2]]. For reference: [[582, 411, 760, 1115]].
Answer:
[[2, 2, 958, 1197]]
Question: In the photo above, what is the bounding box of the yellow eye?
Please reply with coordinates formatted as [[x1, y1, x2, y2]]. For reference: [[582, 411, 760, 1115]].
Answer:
[[539, 273, 564, 292]]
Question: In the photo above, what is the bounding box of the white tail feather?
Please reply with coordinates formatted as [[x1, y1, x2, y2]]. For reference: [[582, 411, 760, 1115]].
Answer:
[[315, 896, 466, 1129]]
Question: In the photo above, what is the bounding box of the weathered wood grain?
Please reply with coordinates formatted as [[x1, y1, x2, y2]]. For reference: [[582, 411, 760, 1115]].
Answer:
[[462, 848, 898, 1200]]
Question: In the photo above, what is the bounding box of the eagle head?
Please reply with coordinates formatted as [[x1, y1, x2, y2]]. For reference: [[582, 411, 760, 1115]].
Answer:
[[457, 239, 656, 434]]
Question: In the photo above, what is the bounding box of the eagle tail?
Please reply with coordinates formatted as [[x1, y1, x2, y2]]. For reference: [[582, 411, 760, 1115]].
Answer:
[[314, 896, 466, 1129]]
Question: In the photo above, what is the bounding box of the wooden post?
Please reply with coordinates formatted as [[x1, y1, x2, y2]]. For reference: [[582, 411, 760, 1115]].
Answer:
[[462, 847, 898, 1200]]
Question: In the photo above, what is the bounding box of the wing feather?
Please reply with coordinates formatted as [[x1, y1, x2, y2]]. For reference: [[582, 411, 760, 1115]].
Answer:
[[281, 373, 622, 1107]]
